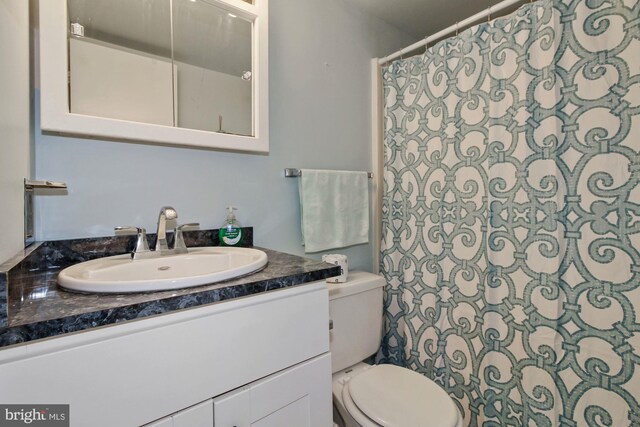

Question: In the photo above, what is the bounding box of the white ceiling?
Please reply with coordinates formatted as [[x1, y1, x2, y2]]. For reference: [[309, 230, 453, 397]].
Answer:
[[347, 0, 502, 40]]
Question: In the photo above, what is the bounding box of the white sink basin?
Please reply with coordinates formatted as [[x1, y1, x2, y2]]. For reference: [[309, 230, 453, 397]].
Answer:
[[57, 247, 268, 293]]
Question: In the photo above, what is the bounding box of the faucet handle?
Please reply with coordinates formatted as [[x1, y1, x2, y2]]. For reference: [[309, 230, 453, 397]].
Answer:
[[177, 223, 200, 230], [174, 223, 200, 253], [115, 226, 150, 257]]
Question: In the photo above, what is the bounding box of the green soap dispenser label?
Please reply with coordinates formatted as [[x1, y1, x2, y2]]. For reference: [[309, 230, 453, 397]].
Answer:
[[220, 226, 242, 246]]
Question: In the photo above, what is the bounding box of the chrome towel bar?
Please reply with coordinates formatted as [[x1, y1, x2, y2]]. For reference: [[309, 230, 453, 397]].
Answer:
[[284, 168, 373, 179]]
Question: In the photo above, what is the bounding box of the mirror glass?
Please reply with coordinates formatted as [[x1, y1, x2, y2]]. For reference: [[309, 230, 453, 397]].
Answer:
[[172, 0, 253, 136], [67, 0, 254, 136]]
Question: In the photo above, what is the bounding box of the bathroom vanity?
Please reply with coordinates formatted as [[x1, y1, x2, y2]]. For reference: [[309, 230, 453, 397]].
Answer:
[[0, 231, 339, 426]]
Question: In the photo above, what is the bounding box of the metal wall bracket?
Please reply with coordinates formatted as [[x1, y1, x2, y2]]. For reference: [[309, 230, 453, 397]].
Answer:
[[24, 180, 68, 191], [24, 179, 68, 247]]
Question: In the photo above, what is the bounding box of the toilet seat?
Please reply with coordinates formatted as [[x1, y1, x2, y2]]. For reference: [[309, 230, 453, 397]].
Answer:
[[342, 364, 460, 427], [341, 382, 380, 427]]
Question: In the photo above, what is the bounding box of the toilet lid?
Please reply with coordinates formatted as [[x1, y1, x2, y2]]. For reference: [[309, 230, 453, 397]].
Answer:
[[346, 364, 459, 427]]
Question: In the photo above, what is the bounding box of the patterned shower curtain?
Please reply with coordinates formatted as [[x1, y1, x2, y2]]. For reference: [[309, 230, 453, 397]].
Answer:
[[379, 0, 639, 425]]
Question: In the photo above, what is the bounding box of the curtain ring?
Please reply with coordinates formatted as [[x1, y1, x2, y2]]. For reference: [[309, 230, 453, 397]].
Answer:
[[455, 22, 459, 36], [487, 6, 492, 23]]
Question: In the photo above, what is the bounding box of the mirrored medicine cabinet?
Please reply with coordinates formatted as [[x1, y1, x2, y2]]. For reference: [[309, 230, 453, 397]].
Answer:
[[39, 0, 269, 152]]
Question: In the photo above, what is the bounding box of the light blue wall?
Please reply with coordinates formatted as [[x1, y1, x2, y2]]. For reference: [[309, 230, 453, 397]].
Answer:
[[0, 0, 30, 264], [34, 0, 416, 271]]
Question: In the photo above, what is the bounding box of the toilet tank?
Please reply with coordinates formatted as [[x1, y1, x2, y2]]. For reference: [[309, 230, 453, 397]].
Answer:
[[328, 271, 385, 373]]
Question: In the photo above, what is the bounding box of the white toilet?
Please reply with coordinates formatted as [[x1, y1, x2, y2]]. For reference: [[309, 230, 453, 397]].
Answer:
[[329, 271, 463, 427]]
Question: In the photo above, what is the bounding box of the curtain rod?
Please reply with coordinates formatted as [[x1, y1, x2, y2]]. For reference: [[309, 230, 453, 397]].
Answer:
[[378, 0, 526, 65]]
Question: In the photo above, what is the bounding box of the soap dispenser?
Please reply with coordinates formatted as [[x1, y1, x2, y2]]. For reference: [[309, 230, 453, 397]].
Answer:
[[219, 206, 243, 246]]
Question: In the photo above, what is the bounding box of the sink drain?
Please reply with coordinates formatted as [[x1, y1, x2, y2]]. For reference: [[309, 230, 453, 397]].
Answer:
[[158, 266, 171, 271]]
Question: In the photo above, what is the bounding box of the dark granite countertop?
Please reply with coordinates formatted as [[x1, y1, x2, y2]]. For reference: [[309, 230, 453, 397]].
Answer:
[[0, 228, 340, 348]]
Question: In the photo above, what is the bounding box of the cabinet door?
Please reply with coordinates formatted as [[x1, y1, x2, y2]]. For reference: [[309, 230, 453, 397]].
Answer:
[[143, 400, 213, 427], [172, 400, 213, 427], [213, 353, 331, 427], [212, 387, 251, 427], [144, 417, 173, 427], [251, 397, 310, 427]]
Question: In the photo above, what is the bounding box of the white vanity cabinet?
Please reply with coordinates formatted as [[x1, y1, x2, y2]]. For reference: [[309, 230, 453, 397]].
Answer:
[[146, 400, 213, 427], [0, 281, 331, 427], [148, 353, 331, 427], [213, 354, 331, 427], [146, 399, 213, 427]]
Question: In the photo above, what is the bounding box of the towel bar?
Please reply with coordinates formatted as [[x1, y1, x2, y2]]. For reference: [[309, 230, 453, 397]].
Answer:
[[284, 168, 373, 179]]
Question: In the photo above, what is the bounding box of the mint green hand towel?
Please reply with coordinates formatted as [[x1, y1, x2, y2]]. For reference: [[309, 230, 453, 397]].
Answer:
[[299, 169, 369, 253]]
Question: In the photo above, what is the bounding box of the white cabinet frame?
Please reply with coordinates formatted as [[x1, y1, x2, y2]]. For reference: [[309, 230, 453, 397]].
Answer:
[[38, 0, 269, 153], [0, 282, 329, 426]]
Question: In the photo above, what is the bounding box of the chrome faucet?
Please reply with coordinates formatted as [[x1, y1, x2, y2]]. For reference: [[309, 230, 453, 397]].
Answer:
[[174, 223, 200, 254], [114, 226, 151, 260], [155, 206, 178, 253], [115, 206, 199, 260]]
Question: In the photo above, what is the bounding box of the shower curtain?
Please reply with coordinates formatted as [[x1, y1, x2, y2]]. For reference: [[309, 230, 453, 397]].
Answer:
[[379, 0, 639, 425]]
